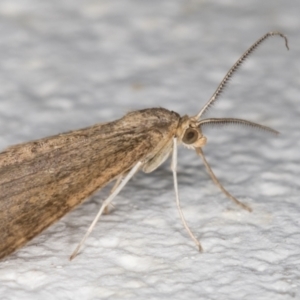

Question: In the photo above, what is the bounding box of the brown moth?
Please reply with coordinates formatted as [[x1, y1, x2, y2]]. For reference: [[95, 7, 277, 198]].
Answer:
[[0, 32, 289, 260]]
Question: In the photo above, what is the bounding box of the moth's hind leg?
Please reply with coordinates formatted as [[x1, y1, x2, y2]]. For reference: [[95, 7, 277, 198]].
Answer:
[[70, 161, 142, 260], [104, 176, 123, 214]]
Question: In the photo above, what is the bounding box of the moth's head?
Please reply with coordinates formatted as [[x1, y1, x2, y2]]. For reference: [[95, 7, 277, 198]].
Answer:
[[178, 114, 279, 150], [178, 116, 207, 149]]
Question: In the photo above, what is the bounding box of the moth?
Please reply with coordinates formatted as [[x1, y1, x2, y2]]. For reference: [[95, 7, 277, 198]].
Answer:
[[0, 32, 288, 260]]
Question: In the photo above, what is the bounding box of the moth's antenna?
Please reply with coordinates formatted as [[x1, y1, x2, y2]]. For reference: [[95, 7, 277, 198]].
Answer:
[[195, 32, 289, 121], [198, 118, 279, 135]]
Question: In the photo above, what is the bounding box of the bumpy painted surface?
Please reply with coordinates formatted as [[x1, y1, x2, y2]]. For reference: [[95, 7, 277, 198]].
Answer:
[[0, 1, 299, 299]]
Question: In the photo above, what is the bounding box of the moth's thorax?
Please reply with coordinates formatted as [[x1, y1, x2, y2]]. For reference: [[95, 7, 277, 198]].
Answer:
[[177, 115, 207, 149]]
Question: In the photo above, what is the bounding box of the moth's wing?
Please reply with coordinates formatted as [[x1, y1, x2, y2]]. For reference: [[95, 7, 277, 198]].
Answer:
[[0, 126, 168, 259]]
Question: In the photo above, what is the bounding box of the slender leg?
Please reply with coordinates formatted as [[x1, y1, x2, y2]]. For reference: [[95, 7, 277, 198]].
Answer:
[[171, 137, 203, 252], [196, 148, 252, 212], [70, 161, 142, 260], [104, 176, 123, 214]]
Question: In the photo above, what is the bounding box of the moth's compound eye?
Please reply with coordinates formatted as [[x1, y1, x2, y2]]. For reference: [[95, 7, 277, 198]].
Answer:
[[182, 128, 199, 145]]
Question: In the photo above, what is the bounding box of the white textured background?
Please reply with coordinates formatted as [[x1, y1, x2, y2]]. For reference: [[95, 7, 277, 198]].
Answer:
[[0, 1, 299, 299]]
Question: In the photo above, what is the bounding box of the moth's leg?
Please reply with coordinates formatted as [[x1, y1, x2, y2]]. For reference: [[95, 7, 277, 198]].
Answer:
[[111, 176, 123, 193], [171, 137, 203, 252], [196, 148, 252, 212], [104, 176, 123, 214], [70, 161, 142, 260]]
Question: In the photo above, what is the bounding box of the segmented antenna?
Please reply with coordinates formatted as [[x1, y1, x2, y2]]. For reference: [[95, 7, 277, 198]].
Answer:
[[198, 118, 279, 135], [195, 32, 289, 120]]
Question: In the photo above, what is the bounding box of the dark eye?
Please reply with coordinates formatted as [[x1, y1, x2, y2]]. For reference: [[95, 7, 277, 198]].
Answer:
[[182, 128, 199, 144]]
